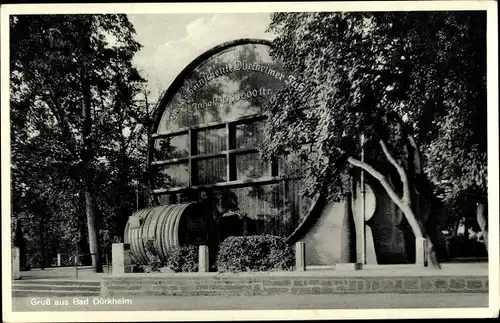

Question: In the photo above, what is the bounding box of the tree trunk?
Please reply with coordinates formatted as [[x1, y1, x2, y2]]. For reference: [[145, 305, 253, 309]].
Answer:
[[396, 204, 440, 268], [476, 202, 488, 252], [453, 219, 460, 237], [347, 157, 424, 239], [39, 213, 45, 270], [14, 218, 27, 270], [83, 171, 102, 272], [347, 140, 441, 269], [425, 235, 440, 268], [81, 65, 103, 273]]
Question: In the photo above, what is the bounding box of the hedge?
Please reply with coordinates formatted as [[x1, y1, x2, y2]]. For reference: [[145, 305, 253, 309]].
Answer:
[[216, 235, 294, 272]]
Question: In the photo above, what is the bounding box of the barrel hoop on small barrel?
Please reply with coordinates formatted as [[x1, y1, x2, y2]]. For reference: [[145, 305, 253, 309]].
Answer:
[[124, 203, 204, 265], [155, 205, 175, 261], [134, 207, 157, 264]]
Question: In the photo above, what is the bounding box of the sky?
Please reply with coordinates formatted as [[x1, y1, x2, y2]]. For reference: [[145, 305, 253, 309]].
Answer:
[[127, 13, 275, 103]]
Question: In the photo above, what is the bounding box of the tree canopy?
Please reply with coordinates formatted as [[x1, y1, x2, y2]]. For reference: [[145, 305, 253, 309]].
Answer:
[[10, 14, 150, 270], [263, 11, 486, 194]]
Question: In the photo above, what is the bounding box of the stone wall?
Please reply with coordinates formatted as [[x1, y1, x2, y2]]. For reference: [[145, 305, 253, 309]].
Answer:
[[101, 274, 488, 297]]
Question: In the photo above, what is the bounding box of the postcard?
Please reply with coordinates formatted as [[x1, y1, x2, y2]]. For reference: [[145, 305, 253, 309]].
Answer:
[[1, 1, 498, 322]]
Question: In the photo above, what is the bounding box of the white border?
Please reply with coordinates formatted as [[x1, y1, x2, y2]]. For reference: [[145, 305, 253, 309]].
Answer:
[[1, 1, 498, 322]]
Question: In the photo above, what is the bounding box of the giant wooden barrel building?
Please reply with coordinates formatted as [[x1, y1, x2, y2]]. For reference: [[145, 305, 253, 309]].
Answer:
[[127, 39, 422, 267]]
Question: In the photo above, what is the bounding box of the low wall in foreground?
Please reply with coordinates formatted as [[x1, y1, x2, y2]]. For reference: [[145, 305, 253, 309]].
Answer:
[[101, 273, 488, 297]]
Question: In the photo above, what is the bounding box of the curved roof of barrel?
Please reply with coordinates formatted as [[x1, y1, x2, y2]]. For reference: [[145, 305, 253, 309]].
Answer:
[[149, 38, 273, 139]]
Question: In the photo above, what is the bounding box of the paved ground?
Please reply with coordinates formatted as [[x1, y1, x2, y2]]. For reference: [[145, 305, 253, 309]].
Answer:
[[11, 293, 488, 311], [18, 266, 111, 281], [18, 262, 488, 280]]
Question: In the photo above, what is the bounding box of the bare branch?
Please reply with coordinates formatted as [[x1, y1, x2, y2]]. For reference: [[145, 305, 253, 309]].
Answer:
[[347, 156, 424, 238], [379, 139, 411, 205], [348, 156, 403, 209], [385, 110, 422, 175], [125, 129, 139, 158]]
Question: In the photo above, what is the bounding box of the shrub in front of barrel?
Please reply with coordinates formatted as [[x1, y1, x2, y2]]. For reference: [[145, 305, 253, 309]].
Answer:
[[216, 235, 294, 272], [165, 245, 199, 272], [139, 240, 163, 273]]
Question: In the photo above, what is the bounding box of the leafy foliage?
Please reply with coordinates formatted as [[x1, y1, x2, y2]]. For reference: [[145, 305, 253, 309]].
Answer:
[[216, 235, 294, 272], [138, 240, 164, 273], [165, 245, 199, 273], [136, 243, 199, 273], [262, 12, 487, 205]]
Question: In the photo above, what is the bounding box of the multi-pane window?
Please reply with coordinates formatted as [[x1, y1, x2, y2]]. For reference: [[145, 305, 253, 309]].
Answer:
[[150, 114, 275, 192]]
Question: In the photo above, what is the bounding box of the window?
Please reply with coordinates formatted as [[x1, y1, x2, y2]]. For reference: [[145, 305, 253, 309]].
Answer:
[[152, 163, 190, 188], [195, 157, 227, 185], [196, 127, 227, 155], [235, 121, 264, 149], [152, 134, 189, 161], [235, 152, 270, 180]]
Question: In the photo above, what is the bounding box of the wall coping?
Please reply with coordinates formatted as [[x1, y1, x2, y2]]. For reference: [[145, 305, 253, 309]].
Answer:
[[103, 268, 487, 279]]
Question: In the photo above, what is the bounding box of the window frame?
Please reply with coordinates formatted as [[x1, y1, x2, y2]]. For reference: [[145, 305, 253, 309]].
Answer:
[[150, 113, 297, 196]]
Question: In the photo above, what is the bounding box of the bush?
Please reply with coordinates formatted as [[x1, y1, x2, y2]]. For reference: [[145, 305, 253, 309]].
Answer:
[[216, 235, 294, 272], [138, 240, 163, 273], [136, 243, 199, 273], [165, 245, 199, 272]]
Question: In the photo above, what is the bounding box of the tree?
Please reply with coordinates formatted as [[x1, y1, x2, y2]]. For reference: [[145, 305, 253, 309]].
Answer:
[[262, 12, 487, 267], [424, 98, 488, 250], [10, 119, 87, 268], [10, 87, 86, 268], [409, 12, 488, 252], [10, 14, 146, 272], [94, 83, 152, 256]]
